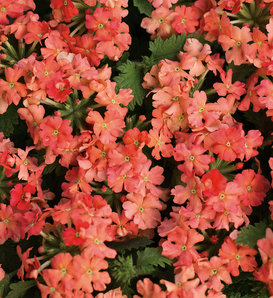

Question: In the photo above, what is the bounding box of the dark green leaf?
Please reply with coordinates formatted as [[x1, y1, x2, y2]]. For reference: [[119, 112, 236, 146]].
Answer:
[[42, 161, 58, 175], [114, 60, 147, 110], [0, 271, 16, 298], [136, 247, 173, 274], [6, 280, 36, 298], [0, 104, 19, 137], [133, 0, 153, 16], [235, 221, 267, 248], [109, 255, 136, 295], [107, 237, 153, 251], [148, 34, 187, 65], [222, 272, 269, 297]]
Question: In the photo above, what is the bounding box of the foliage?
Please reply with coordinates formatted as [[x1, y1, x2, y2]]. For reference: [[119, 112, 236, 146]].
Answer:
[[133, 0, 153, 17], [114, 60, 147, 110], [0, 105, 19, 137], [235, 221, 267, 248], [109, 247, 173, 295], [222, 272, 269, 297]]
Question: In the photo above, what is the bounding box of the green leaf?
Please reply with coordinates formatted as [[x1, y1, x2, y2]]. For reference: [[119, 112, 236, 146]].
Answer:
[[235, 221, 267, 248], [0, 104, 19, 137], [43, 160, 58, 175], [6, 280, 36, 298], [109, 254, 136, 295], [133, 0, 153, 16], [107, 237, 153, 251], [222, 272, 269, 297], [137, 247, 173, 275], [0, 271, 16, 298], [114, 60, 147, 110], [148, 34, 187, 65]]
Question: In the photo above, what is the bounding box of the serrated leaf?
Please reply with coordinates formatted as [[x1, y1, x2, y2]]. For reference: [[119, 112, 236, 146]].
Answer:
[[235, 221, 267, 248], [114, 60, 146, 110], [0, 104, 19, 137], [222, 272, 269, 297], [133, 0, 153, 16], [148, 34, 187, 65], [109, 255, 136, 295], [6, 280, 36, 298], [107, 237, 153, 251], [137, 247, 173, 274]]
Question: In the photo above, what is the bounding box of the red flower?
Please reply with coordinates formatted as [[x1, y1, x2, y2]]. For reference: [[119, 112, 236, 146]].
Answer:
[[10, 183, 36, 210], [46, 73, 72, 103]]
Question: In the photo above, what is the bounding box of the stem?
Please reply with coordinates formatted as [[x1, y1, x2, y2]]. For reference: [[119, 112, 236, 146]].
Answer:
[[70, 22, 85, 37], [18, 39, 25, 59], [0, 63, 9, 68], [67, 19, 81, 28], [40, 231, 48, 239], [230, 20, 247, 24], [191, 68, 209, 96], [205, 88, 217, 96], [26, 40, 39, 57], [37, 260, 51, 273], [40, 98, 63, 109], [250, 0, 256, 16], [3, 41, 19, 60]]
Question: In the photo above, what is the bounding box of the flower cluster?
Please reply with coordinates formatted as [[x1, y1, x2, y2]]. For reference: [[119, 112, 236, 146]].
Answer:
[[0, 0, 273, 297]]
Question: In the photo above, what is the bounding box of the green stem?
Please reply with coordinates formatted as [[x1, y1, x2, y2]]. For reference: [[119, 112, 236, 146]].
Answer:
[[230, 20, 247, 24], [40, 98, 63, 109], [26, 40, 39, 57], [18, 39, 26, 59], [205, 88, 217, 96], [3, 41, 19, 60], [70, 22, 85, 37]]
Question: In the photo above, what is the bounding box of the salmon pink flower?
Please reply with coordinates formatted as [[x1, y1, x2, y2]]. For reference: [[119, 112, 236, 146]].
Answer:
[[171, 5, 199, 34], [0, 66, 27, 111], [218, 25, 252, 65], [174, 143, 213, 177], [86, 109, 125, 145], [69, 253, 110, 293], [83, 223, 117, 259], [141, 6, 176, 39], [148, 129, 173, 160], [207, 126, 245, 161], [39, 116, 73, 150], [134, 159, 164, 196], [219, 237, 257, 276], [195, 256, 232, 292], [24, 20, 50, 44], [18, 105, 45, 145], [234, 170, 270, 207], [0, 204, 23, 244], [37, 269, 63, 298], [162, 226, 204, 266], [123, 192, 164, 229], [213, 69, 245, 99], [135, 278, 166, 298], [171, 175, 203, 206]]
